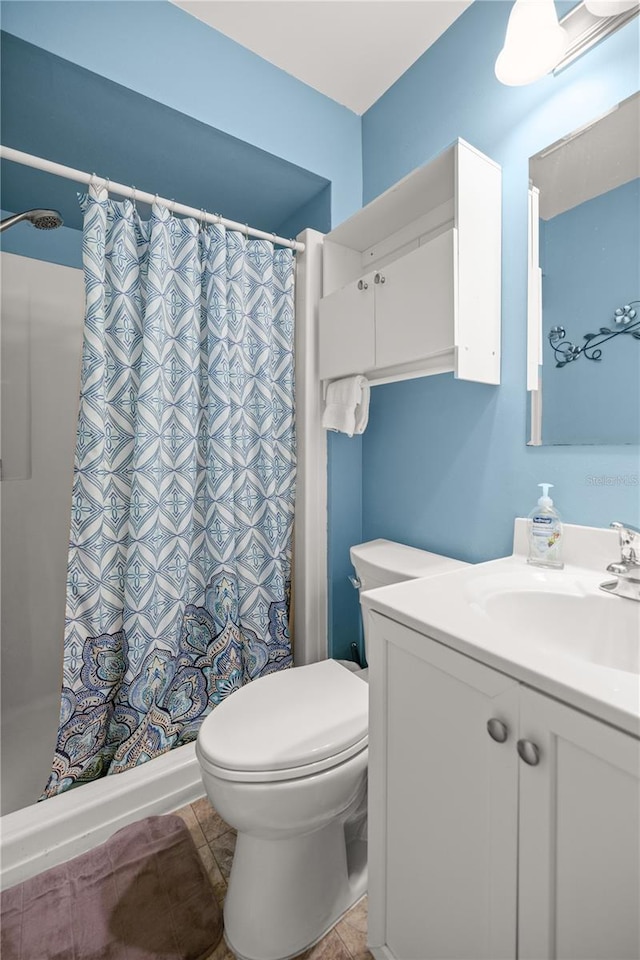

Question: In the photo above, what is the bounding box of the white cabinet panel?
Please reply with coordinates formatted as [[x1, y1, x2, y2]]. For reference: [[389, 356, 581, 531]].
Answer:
[[518, 687, 640, 960], [368, 608, 640, 960], [368, 614, 518, 960], [318, 274, 375, 380], [455, 140, 501, 384], [375, 230, 455, 369], [319, 139, 501, 387]]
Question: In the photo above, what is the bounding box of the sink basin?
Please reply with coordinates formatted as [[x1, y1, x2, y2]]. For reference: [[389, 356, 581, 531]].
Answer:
[[467, 572, 640, 675], [362, 522, 640, 734]]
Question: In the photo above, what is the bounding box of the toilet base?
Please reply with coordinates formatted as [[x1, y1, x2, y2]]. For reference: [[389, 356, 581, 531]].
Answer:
[[223, 820, 367, 960]]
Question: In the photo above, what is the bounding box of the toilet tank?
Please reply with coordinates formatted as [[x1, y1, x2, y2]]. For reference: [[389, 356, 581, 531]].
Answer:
[[349, 539, 469, 659]]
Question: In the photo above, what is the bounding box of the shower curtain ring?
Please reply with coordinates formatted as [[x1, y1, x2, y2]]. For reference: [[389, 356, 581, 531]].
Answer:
[[131, 186, 138, 214], [244, 223, 250, 241]]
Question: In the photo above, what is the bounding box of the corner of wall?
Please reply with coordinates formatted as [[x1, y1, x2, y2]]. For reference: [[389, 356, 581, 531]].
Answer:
[[327, 430, 364, 662]]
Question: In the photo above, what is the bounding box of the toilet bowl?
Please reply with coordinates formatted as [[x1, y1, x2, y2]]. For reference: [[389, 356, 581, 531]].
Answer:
[[197, 659, 368, 960], [196, 539, 468, 960]]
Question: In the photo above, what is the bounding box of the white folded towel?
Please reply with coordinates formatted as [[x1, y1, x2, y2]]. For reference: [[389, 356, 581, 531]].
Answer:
[[322, 375, 370, 437]]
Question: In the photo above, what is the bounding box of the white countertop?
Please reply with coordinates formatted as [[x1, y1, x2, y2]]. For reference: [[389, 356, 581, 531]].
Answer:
[[362, 536, 640, 738]]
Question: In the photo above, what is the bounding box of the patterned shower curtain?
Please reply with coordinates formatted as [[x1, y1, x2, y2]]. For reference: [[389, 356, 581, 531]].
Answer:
[[43, 185, 295, 797]]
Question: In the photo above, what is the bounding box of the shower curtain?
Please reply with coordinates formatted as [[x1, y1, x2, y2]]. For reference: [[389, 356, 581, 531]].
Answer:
[[43, 185, 295, 797]]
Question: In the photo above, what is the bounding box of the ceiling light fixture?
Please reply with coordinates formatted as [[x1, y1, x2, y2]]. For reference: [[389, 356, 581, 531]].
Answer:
[[495, 0, 569, 86], [553, 0, 639, 73], [584, 0, 638, 15]]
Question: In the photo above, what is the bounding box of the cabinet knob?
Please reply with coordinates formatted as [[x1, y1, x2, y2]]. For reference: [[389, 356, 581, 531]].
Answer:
[[487, 718, 508, 743], [374, 273, 386, 284], [517, 739, 540, 766], [357, 279, 368, 290]]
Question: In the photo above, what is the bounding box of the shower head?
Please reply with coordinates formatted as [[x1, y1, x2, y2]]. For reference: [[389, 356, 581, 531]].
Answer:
[[0, 209, 64, 233]]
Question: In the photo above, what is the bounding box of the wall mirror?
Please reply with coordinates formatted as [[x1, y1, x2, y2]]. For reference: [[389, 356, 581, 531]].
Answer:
[[527, 91, 640, 445]]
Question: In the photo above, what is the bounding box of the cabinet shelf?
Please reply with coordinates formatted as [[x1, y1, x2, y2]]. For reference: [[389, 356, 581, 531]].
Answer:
[[319, 139, 502, 386]]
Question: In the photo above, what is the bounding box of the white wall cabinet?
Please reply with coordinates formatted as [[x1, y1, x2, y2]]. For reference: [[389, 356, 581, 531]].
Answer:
[[319, 140, 501, 386], [367, 612, 640, 960]]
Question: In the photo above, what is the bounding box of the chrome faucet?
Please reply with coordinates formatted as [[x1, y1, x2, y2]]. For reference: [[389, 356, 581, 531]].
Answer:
[[600, 521, 640, 601]]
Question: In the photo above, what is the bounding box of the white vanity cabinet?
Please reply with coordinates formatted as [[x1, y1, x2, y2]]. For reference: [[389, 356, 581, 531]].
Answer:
[[518, 687, 640, 960], [367, 612, 640, 960], [319, 139, 501, 386], [367, 613, 519, 960]]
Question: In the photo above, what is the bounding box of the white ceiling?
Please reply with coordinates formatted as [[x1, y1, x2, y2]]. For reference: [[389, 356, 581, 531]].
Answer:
[[171, 1, 473, 114]]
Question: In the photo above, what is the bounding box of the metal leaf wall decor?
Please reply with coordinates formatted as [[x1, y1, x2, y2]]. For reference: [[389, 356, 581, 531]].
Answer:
[[549, 301, 640, 367]]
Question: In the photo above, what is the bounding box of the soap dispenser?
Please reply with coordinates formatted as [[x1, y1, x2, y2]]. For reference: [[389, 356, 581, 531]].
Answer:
[[527, 483, 563, 569]]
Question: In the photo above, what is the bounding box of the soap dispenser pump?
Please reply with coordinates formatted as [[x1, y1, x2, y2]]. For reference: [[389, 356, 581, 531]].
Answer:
[[527, 483, 563, 569]]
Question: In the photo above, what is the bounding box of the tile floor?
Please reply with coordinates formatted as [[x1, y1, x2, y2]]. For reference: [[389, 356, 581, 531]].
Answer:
[[174, 798, 373, 960]]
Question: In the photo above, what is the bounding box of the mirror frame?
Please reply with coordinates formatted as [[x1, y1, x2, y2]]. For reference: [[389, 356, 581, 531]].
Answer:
[[527, 183, 543, 446]]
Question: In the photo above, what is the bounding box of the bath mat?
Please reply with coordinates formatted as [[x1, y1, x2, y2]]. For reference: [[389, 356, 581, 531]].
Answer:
[[0, 814, 223, 960]]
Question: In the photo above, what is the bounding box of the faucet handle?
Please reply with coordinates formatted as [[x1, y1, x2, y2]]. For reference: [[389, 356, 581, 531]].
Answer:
[[610, 522, 640, 562]]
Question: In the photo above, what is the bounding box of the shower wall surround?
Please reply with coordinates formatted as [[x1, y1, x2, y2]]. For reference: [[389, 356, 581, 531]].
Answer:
[[0, 253, 86, 814]]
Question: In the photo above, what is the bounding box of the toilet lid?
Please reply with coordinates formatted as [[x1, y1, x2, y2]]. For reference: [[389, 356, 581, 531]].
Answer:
[[197, 659, 368, 776]]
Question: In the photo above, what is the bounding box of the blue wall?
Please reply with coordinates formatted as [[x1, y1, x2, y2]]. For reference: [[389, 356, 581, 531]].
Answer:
[[541, 178, 640, 444], [275, 184, 332, 242], [359, 0, 639, 575], [0, 1, 362, 228], [327, 432, 363, 662], [0, 31, 331, 238]]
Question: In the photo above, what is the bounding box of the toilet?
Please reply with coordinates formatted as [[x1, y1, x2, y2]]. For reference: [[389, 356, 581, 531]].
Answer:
[[196, 539, 468, 960]]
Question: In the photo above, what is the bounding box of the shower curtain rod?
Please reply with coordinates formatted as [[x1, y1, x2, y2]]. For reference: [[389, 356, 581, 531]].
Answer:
[[0, 145, 306, 253]]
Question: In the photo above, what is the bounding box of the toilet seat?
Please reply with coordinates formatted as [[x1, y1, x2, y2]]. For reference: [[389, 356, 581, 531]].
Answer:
[[196, 659, 368, 783], [197, 733, 368, 782]]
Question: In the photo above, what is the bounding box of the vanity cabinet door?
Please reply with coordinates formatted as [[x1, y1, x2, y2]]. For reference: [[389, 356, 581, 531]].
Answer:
[[367, 613, 519, 960], [518, 687, 640, 960], [318, 273, 375, 379]]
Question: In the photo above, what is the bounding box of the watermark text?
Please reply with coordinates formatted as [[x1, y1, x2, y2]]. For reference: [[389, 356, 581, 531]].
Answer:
[[585, 474, 638, 486]]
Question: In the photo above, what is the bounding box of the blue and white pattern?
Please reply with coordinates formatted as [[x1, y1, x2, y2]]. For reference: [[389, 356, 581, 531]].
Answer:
[[43, 186, 295, 797]]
